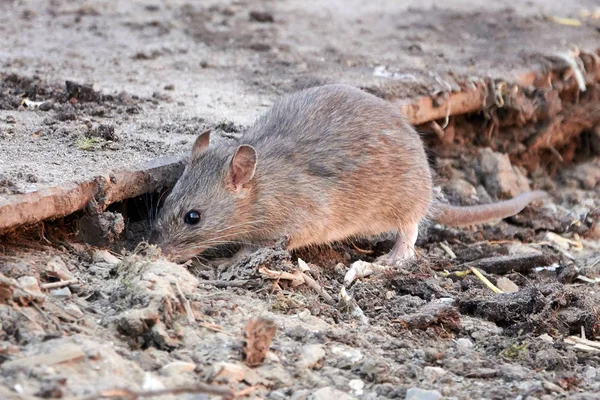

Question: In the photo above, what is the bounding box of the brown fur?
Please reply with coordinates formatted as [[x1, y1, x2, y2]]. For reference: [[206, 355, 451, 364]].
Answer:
[[150, 84, 546, 261]]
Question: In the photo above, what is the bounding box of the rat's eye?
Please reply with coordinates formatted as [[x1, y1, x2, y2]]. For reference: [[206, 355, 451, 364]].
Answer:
[[184, 210, 201, 225]]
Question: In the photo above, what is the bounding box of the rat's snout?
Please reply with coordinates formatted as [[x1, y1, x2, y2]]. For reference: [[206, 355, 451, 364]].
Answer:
[[155, 241, 197, 263], [155, 242, 176, 259], [146, 231, 174, 258]]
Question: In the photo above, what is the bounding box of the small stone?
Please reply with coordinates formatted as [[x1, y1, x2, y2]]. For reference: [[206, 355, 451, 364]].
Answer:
[[92, 250, 121, 265], [334, 263, 346, 277], [466, 368, 497, 378], [331, 346, 363, 364], [270, 390, 291, 400], [160, 361, 196, 376], [43, 117, 56, 125], [78, 211, 125, 246], [496, 277, 519, 293], [455, 338, 474, 350], [249, 10, 274, 23], [348, 379, 364, 396], [214, 362, 245, 383], [291, 389, 311, 400], [17, 276, 41, 293], [56, 105, 77, 121], [296, 344, 326, 369], [561, 160, 600, 190], [538, 333, 554, 343], [477, 147, 530, 197], [583, 366, 597, 381], [142, 372, 165, 391], [38, 101, 52, 111], [312, 387, 356, 400], [249, 43, 271, 52], [542, 381, 565, 393], [46, 256, 75, 281], [508, 243, 543, 256], [50, 287, 72, 297], [64, 303, 84, 318], [423, 366, 447, 382], [499, 364, 530, 381], [92, 124, 117, 141], [13, 276, 46, 304], [405, 388, 442, 400], [444, 178, 477, 202]]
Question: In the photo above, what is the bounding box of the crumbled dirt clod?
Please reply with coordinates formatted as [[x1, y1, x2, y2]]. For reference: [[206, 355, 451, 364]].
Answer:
[[249, 10, 274, 23], [91, 124, 117, 141], [65, 80, 100, 102], [476, 148, 531, 197], [393, 303, 461, 332], [242, 317, 277, 367], [77, 211, 124, 246]]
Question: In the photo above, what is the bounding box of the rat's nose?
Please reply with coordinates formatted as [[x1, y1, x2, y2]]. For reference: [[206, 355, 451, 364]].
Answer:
[[147, 229, 158, 245], [157, 243, 171, 256]]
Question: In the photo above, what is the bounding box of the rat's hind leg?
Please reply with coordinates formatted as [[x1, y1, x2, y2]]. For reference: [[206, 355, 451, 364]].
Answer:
[[344, 222, 420, 286], [377, 222, 419, 265]]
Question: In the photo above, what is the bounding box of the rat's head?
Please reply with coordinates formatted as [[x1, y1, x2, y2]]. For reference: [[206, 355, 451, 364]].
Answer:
[[150, 130, 258, 261]]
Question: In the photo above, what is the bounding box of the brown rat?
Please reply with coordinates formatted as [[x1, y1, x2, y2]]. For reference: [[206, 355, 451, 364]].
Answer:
[[150, 84, 548, 263]]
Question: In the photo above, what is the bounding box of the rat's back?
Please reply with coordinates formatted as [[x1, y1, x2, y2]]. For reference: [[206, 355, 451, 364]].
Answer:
[[239, 84, 434, 249]]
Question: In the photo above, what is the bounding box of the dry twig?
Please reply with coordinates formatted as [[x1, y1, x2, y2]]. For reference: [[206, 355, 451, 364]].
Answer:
[[76, 383, 234, 400], [300, 271, 335, 305], [172, 281, 195, 324], [471, 267, 503, 294], [40, 279, 78, 290]]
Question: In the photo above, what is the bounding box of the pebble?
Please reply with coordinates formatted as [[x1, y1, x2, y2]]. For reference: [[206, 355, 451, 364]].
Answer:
[[477, 147, 530, 197], [538, 333, 554, 343], [312, 386, 356, 400], [405, 388, 442, 400], [64, 303, 84, 318], [92, 250, 121, 265], [290, 389, 311, 400], [348, 379, 364, 396], [444, 178, 477, 201], [499, 363, 530, 381], [423, 366, 447, 382], [496, 277, 519, 293], [297, 344, 326, 369], [142, 372, 165, 391], [331, 346, 363, 364], [46, 256, 75, 281], [583, 366, 597, 381], [455, 338, 474, 350], [214, 362, 245, 382], [542, 381, 565, 393], [17, 276, 41, 293], [160, 361, 196, 376], [50, 287, 72, 297]]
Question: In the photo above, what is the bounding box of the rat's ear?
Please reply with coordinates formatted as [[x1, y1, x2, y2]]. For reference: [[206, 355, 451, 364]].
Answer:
[[227, 145, 257, 191], [192, 130, 211, 157]]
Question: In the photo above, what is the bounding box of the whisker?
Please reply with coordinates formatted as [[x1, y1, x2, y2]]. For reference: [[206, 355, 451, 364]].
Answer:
[[211, 220, 268, 233], [197, 230, 256, 243], [192, 255, 210, 269], [155, 189, 168, 220]]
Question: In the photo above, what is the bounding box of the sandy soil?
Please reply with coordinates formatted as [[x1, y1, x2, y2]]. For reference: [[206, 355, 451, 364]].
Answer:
[[1, 0, 600, 399]]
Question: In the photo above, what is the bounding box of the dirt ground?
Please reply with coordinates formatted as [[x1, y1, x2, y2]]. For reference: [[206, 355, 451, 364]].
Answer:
[[1, 0, 600, 399]]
